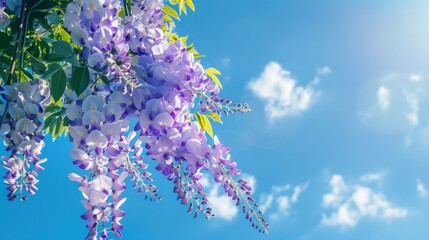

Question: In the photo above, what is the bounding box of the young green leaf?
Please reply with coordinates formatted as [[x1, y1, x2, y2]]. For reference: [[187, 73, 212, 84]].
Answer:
[[163, 5, 180, 20], [179, 0, 187, 15], [206, 67, 223, 89], [196, 113, 213, 138], [58, 27, 72, 42], [207, 112, 223, 123], [185, 0, 195, 11]]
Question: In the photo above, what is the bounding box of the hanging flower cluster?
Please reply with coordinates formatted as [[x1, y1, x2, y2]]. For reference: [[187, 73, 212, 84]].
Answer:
[[1, 80, 51, 201], [0, 0, 267, 239]]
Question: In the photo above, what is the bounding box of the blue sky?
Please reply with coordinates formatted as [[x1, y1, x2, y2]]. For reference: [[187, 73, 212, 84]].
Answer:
[[2, 0, 429, 239]]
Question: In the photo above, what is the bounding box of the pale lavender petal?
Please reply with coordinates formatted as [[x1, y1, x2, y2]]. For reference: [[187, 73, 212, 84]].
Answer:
[[15, 118, 37, 134], [86, 130, 108, 149], [82, 110, 106, 126], [154, 112, 174, 127]]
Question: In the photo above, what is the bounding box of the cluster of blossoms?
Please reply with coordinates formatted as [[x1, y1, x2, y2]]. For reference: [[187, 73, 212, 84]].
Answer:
[[64, 0, 133, 85], [64, 86, 153, 238], [1, 80, 51, 201], [0, 0, 268, 238]]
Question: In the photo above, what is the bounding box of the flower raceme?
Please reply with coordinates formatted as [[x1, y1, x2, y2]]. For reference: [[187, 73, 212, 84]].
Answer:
[[1, 80, 51, 201], [0, 0, 268, 239]]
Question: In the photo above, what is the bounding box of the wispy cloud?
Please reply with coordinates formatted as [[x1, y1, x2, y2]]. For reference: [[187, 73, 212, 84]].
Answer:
[[221, 57, 231, 67], [406, 92, 420, 126], [359, 73, 429, 145], [417, 178, 427, 198], [322, 174, 408, 229], [359, 172, 385, 183], [248, 62, 329, 123], [377, 86, 390, 110], [201, 174, 257, 221], [260, 181, 309, 220], [317, 66, 332, 76], [409, 74, 422, 82], [292, 182, 310, 203]]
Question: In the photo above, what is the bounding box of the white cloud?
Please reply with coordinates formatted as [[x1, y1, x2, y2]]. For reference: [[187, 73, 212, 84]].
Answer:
[[317, 66, 332, 76], [260, 194, 274, 213], [207, 185, 238, 221], [323, 174, 348, 208], [375, 85, 420, 125], [322, 174, 408, 229], [272, 184, 291, 194], [358, 73, 429, 146], [200, 174, 257, 221], [410, 74, 422, 82], [277, 196, 290, 212], [292, 182, 309, 203], [377, 86, 390, 110], [417, 178, 427, 198], [359, 172, 384, 183], [248, 62, 328, 122], [260, 181, 309, 220], [406, 92, 420, 126]]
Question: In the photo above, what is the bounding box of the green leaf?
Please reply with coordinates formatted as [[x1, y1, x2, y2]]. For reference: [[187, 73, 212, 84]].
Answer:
[[54, 117, 63, 138], [50, 116, 59, 139], [118, 8, 125, 18], [43, 116, 53, 131], [44, 104, 61, 113], [43, 64, 62, 79], [0, 55, 12, 66], [51, 41, 73, 57], [21, 68, 34, 81], [0, 32, 12, 50], [196, 113, 213, 138], [207, 112, 223, 123], [58, 27, 71, 42], [35, 38, 50, 59], [31, 0, 58, 11], [30, 57, 47, 75], [100, 75, 110, 85], [44, 53, 66, 62], [169, 0, 179, 4], [50, 68, 67, 102], [45, 41, 78, 65], [206, 67, 223, 89], [70, 66, 90, 96], [46, 12, 61, 25], [163, 5, 180, 20]]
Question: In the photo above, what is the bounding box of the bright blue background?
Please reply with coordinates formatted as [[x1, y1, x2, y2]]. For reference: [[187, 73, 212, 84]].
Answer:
[[2, 0, 429, 239]]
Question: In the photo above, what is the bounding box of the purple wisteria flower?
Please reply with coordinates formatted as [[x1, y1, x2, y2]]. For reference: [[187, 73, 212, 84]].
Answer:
[[65, 0, 132, 85], [0, 0, 267, 238], [62, 0, 267, 238], [1, 80, 51, 201]]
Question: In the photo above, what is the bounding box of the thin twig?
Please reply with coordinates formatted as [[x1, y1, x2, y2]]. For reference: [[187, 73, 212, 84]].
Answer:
[[0, 0, 27, 127]]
